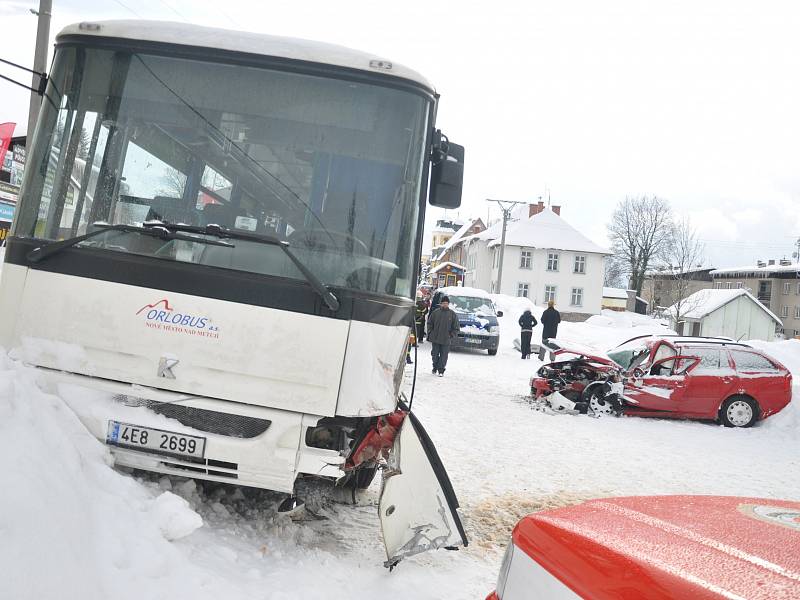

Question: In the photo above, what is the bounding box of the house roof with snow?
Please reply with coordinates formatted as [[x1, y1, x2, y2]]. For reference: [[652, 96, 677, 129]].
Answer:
[[603, 287, 630, 300], [665, 289, 782, 325], [710, 263, 800, 277], [429, 261, 466, 274], [433, 217, 485, 261], [482, 208, 610, 254]]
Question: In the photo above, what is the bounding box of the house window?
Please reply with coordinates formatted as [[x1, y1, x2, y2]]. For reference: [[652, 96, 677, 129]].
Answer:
[[520, 249, 532, 269], [784, 282, 791, 295], [573, 255, 586, 274], [490, 281, 495, 293], [517, 283, 529, 298], [795, 306, 800, 319], [797, 282, 800, 295], [736, 282, 743, 289], [570, 287, 583, 306], [725, 282, 733, 289], [544, 285, 557, 303], [547, 252, 559, 271], [714, 282, 723, 289], [781, 305, 789, 318]]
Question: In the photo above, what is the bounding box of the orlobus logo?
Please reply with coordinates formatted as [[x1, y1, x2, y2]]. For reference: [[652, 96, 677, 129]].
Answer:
[[136, 298, 220, 339]]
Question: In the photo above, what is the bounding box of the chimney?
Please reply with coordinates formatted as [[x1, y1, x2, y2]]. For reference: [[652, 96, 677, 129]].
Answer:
[[551, 205, 561, 216], [757, 260, 766, 268], [768, 259, 776, 266], [529, 200, 546, 218], [780, 258, 791, 266]]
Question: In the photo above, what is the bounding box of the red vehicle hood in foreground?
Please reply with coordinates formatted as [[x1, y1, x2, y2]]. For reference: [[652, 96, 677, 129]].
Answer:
[[511, 495, 800, 600], [544, 339, 619, 366]]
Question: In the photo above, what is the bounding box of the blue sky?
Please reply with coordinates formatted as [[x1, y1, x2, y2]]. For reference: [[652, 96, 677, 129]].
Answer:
[[2, 0, 800, 268]]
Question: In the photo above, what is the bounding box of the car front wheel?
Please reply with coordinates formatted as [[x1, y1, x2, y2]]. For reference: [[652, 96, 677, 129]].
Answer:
[[488, 349, 497, 356], [720, 395, 759, 428]]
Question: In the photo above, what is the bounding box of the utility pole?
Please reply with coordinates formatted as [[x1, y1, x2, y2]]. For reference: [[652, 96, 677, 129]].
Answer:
[[487, 199, 526, 294], [27, 0, 52, 142]]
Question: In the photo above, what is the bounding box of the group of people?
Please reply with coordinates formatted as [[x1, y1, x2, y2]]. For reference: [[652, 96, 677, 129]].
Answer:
[[413, 291, 562, 376], [518, 300, 561, 360]]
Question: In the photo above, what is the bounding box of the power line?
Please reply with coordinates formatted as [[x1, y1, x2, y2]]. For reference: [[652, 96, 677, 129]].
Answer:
[[111, 0, 143, 19]]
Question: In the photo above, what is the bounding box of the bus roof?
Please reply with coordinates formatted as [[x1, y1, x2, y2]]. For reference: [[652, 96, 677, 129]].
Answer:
[[57, 20, 435, 92]]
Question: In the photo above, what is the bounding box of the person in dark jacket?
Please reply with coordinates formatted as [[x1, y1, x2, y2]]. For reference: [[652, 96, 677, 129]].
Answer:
[[414, 296, 429, 343], [426, 295, 461, 376], [538, 300, 561, 361], [518, 309, 538, 359]]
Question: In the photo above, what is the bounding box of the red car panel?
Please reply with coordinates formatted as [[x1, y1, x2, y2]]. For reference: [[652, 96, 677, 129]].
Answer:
[[493, 495, 800, 600]]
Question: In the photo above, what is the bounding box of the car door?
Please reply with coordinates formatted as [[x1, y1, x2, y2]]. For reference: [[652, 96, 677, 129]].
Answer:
[[624, 355, 696, 414], [379, 411, 468, 569], [677, 346, 737, 418], [728, 348, 788, 411]]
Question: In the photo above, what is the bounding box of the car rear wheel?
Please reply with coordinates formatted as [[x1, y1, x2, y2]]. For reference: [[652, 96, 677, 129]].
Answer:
[[720, 395, 759, 428], [488, 349, 497, 356]]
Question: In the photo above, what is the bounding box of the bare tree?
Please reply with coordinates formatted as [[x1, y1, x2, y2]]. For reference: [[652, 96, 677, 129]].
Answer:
[[664, 217, 706, 333], [158, 166, 187, 198], [607, 196, 674, 296], [603, 254, 626, 288]]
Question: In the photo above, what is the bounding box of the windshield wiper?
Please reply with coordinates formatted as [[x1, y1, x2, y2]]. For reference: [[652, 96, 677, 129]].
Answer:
[[142, 222, 341, 312], [27, 223, 234, 264]]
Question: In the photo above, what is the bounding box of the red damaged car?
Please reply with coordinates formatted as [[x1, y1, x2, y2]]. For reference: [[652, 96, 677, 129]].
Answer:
[[530, 336, 792, 427], [486, 495, 800, 600]]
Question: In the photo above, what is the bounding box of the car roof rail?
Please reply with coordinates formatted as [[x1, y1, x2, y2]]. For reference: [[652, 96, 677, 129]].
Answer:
[[616, 334, 753, 348]]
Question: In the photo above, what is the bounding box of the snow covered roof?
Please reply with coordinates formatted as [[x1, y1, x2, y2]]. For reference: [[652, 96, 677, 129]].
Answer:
[[429, 261, 465, 274], [665, 289, 782, 325], [711, 263, 800, 276], [57, 20, 434, 91], [484, 208, 610, 254], [436, 285, 492, 299], [433, 218, 483, 261], [603, 287, 630, 300]]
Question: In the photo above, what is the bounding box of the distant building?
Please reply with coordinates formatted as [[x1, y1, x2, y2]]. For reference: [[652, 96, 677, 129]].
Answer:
[[602, 287, 649, 314], [642, 267, 715, 313], [429, 261, 466, 288], [456, 201, 610, 321], [430, 217, 465, 260], [710, 259, 800, 338], [431, 217, 486, 269], [665, 289, 782, 341]]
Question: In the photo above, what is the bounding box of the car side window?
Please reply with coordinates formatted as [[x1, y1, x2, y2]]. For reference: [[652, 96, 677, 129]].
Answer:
[[682, 347, 722, 372], [729, 349, 778, 372]]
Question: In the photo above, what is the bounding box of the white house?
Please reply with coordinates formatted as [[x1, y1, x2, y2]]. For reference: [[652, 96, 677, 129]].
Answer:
[[461, 203, 610, 320], [665, 289, 782, 341]]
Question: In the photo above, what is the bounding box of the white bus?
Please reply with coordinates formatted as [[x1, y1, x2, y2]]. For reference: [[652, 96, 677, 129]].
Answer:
[[0, 20, 466, 567]]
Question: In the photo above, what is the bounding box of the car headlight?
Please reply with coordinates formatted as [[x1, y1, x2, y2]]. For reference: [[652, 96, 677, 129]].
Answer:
[[489, 325, 500, 334], [496, 541, 515, 599]]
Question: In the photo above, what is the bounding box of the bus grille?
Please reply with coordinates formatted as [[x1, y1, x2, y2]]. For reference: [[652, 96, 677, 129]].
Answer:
[[112, 395, 271, 438]]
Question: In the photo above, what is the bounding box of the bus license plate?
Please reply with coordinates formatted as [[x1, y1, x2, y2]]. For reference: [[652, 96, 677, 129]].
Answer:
[[106, 421, 206, 458]]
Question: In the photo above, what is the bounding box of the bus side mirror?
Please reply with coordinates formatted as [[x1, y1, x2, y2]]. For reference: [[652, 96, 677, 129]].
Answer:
[[429, 134, 464, 209]]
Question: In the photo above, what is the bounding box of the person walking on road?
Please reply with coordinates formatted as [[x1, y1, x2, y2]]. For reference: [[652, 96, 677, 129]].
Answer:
[[518, 309, 538, 359], [427, 295, 460, 376], [538, 300, 561, 361], [415, 295, 429, 343]]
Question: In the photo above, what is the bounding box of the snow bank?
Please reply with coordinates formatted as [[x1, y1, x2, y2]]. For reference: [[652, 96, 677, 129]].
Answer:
[[0, 352, 207, 599]]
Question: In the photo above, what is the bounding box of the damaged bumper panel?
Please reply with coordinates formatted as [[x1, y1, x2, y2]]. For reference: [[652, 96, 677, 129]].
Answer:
[[379, 410, 468, 568]]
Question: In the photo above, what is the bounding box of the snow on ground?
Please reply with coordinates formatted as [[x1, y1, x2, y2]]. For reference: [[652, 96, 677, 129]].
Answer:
[[2, 293, 799, 599]]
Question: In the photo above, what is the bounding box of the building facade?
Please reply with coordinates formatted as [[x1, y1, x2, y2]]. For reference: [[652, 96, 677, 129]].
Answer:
[[710, 260, 800, 338], [461, 203, 609, 320], [642, 267, 715, 312]]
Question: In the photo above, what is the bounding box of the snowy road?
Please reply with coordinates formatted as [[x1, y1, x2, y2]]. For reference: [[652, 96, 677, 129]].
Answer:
[[2, 296, 799, 599]]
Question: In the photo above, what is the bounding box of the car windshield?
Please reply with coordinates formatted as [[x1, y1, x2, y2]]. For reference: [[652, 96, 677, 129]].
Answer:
[[15, 45, 430, 298], [447, 295, 496, 315], [607, 341, 651, 369]]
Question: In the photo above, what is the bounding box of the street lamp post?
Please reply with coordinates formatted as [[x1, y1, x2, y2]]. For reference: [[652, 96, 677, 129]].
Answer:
[[27, 0, 52, 142]]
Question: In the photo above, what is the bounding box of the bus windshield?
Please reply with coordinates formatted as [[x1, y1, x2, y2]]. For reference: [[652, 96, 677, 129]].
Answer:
[[16, 44, 430, 297]]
